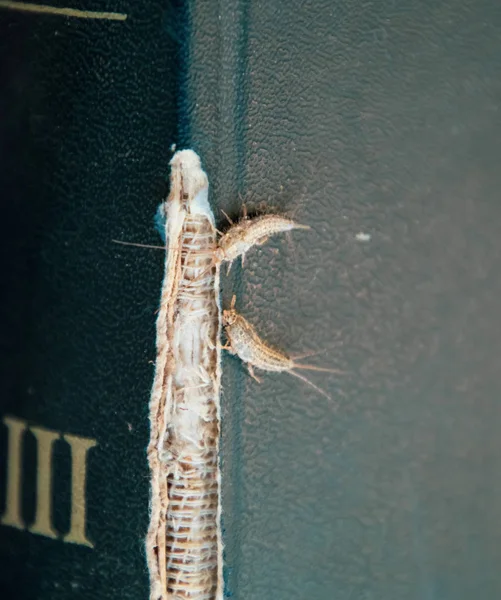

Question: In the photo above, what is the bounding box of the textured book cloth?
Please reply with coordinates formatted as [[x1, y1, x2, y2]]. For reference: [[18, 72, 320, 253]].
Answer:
[[0, 1, 179, 598], [2, 1, 501, 599]]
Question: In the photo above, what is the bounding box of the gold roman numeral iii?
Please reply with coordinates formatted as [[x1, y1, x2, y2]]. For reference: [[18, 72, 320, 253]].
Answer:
[[1, 416, 97, 547]]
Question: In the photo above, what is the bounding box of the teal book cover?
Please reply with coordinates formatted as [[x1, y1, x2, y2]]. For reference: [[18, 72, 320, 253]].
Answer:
[[2, 1, 501, 599]]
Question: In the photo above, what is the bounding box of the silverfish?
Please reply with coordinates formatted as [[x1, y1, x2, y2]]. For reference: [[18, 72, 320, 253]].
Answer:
[[222, 296, 343, 400]]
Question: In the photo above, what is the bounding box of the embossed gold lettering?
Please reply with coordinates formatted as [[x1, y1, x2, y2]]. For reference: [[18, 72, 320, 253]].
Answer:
[[1, 416, 97, 547], [1, 416, 27, 530], [28, 426, 60, 538], [62, 434, 97, 547]]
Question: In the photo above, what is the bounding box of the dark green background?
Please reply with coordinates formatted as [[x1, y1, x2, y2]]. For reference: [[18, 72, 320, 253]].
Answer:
[[1, 1, 501, 599]]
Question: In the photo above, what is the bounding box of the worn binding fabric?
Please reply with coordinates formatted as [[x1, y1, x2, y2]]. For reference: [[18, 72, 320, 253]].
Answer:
[[146, 151, 223, 600]]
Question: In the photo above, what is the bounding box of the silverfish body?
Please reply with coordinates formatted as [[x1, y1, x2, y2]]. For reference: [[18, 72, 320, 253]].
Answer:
[[222, 297, 342, 399], [216, 214, 310, 267], [223, 305, 293, 372]]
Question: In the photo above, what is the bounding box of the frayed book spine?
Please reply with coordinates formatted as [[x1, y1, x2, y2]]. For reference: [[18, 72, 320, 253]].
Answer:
[[146, 150, 223, 600]]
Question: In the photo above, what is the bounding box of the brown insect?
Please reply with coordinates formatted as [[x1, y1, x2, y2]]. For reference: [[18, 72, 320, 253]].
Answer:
[[115, 208, 309, 279], [222, 296, 343, 400], [215, 209, 310, 272]]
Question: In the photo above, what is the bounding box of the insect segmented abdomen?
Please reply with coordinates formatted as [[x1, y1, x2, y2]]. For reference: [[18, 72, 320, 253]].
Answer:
[[226, 313, 294, 373], [222, 306, 335, 400], [218, 214, 309, 263]]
